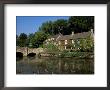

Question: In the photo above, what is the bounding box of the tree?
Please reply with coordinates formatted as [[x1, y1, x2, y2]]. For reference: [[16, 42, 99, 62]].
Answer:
[[16, 34, 19, 46], [27, 33, 35, 48], [39, 21, 53, 35], [68, 16, 94, 33], [33, 31, 48, 47], [53, 19, 68, 35], [39, 19, 68, 35], [17, 33, 27, 47]]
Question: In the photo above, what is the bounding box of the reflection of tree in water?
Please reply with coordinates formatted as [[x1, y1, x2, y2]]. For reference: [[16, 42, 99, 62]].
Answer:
[[16, 57, 94, 74]]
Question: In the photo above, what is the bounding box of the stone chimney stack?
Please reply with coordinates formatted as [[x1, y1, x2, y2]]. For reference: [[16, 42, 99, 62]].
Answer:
[[90, 29, 94, 37], [91, 29, 93, 34], [72, 31, 74, 36]]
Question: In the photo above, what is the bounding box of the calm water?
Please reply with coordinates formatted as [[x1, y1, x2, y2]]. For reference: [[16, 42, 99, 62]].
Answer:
[[16, 56, 94, 74]]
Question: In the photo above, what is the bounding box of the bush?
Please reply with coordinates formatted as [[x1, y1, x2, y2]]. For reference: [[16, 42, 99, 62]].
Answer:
[[44, 43, 59, 52]]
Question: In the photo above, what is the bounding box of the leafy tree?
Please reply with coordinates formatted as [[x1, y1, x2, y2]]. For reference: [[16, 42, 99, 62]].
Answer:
[[16, 34, 19, 46], [39, 21, 54, 35], [27, 33, 35, 47], [68, 16, 94, 33], [33, 31, 48, 47], [19, 33, 27, 40], [17, 33, 27, 47], [52, 19, 68, 35]]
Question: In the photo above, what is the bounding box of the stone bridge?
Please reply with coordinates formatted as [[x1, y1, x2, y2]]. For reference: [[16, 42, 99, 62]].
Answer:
[[16, 46, 44, 56]]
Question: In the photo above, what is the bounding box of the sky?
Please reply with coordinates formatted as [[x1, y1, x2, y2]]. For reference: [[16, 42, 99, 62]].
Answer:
[[16, 16, 69, 35]]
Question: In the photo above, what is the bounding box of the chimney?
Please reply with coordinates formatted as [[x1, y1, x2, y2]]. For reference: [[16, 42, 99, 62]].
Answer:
[[91, 29, 93, 34], [72, 31, 74, 36], [90, 29, 94, 37]]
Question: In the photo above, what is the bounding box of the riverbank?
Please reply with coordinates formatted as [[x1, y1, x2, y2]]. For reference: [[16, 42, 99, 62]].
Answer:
[[38, 51, 94, 59]]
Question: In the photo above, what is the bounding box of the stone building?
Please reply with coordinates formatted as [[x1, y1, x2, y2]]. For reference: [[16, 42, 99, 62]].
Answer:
[[44, 29, 94, 50]]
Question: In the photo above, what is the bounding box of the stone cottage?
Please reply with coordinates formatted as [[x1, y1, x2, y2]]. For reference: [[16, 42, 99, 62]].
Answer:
[[44, 29, 94, 50]]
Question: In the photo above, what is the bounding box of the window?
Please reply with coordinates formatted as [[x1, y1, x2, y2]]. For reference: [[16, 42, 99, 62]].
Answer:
[[65, 46, 66, 49], [51, 38, 54, 40], [72, 40, 74, 44], [48, 39, 50, 41], [77, 40, 80, 44], [54, 42, 56, 45], [59, 41, 61, 45], [65, 40, 67, 45], [53, 38, 55, 40]]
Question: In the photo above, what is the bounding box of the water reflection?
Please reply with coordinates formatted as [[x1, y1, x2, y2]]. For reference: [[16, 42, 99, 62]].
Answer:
[[16, 56, 94, 74]]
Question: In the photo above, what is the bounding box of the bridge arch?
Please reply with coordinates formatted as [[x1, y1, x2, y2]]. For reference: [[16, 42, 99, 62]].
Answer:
[[27, 53, 36, 57], [16, 52, 23, 58], [16, 52, 23, 61], [16, 47, 44, 56]]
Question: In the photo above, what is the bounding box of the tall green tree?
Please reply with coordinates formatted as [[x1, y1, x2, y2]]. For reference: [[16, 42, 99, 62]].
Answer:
[[53, 19, 68, 35], [16, 34, 19, 46], [17, 33, 27, 47], [33, 31, 48, 47], [27, 33, 35, 47], [39, 21, 53, 35], [68, 16, 94, 33]]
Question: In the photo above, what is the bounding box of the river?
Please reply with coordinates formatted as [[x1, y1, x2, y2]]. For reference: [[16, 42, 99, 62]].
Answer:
[[16, 56, 94, 74]]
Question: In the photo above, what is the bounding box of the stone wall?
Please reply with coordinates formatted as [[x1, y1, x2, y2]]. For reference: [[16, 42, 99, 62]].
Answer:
[[16, 46, 44, 56]]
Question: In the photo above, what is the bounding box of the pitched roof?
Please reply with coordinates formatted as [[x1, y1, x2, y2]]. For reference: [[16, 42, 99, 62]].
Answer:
[[57, 31, 91, 40], [73, 31, 91, 39], [57, 35, 73, 40], [48, 33, 63, 39]]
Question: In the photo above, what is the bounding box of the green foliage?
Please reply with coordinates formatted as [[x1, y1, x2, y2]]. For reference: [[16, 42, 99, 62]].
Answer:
[[44, 43, 59, 52], [52, 19, 68, 35], [68, 16, 94, 33], [16, 33, 27, 47], [39, 21, 54, 35], [71, 36, 94, 52], [33, 31, 48, 47], [59, 50, 68, 57], [17, 31, 48, 48], [39, 16, 94, 35], [59, 51, 93, 59]]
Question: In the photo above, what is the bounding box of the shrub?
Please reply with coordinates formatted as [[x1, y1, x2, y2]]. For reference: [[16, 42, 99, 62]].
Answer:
[[44, 43, 59, 52]]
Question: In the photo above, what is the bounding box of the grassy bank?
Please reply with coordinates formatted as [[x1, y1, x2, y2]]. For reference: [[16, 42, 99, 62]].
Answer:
[[39, 51, 94, 59], [59, 51, 93, 59]]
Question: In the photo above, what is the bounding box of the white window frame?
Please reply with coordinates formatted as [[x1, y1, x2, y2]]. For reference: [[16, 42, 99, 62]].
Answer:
[[65, 40, 67, 45], [59, 41, 61, 45], [72, 40, 74, 44]]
